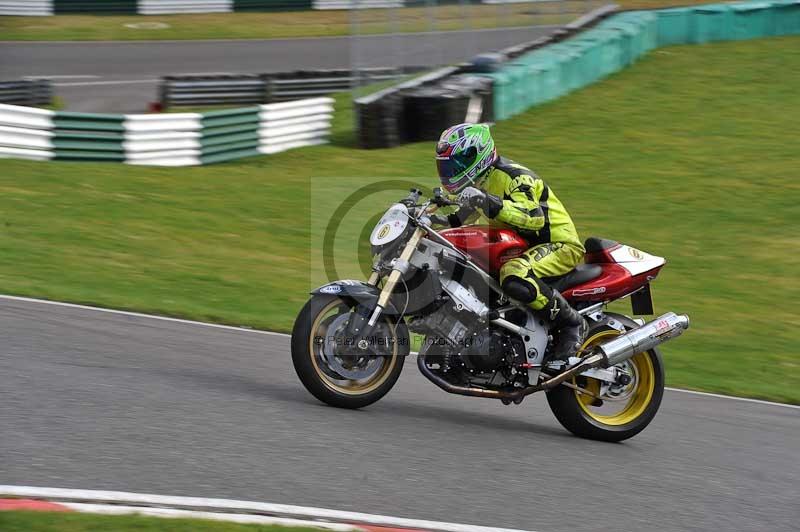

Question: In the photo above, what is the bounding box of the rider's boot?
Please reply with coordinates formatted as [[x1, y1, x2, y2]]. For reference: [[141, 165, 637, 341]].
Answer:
[[537, 292, 588, 363]]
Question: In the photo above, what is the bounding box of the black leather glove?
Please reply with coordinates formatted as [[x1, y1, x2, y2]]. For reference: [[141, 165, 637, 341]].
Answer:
[[428, 214, 451, 227], [457, 186, 486, 208]]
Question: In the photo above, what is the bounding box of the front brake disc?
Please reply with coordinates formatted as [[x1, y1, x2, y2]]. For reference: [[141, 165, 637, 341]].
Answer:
[[320, 313, 385, 380]]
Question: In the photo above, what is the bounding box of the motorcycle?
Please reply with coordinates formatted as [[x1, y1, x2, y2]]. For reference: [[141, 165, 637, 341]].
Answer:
[[291, 188, 689, 441]]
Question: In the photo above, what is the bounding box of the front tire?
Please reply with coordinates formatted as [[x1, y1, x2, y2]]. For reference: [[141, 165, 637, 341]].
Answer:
[[291, 294, 407, 409], [546, 314, 665, 442]]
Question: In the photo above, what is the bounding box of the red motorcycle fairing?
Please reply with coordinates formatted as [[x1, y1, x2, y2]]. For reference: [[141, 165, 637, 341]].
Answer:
[[439, 226, 528, 275], [563, 243, 666, 302], [439, 226, 665, 304]]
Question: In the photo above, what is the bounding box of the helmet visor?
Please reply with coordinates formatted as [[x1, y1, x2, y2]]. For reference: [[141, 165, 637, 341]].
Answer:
[[436, 146, 477, 179]]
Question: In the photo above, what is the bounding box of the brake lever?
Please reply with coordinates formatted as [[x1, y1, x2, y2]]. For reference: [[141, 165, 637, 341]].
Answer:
[[432, 187, 459, 207]]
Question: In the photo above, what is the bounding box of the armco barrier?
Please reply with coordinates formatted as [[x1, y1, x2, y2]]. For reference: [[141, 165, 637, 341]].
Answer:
[[161, 76, 266, 108], [232, 0, 312, 11], [0, 0, 52, 15], [259, 97, 334, 154], [52, 111, 126, 161], [264, 68, 415, 103], [2, 0, 314, 14], [0, 79, 53, 107], [124, 113, 203, 166], [0, 97, 334, 166], [486, 1, 800, 120], [53, 0, 137, 14], [313, 0, 402, 8], [139, 0, 232, 14], [161, 68, 419, 108], [200, 106, 260, 164], [0, 105, 55, 161]]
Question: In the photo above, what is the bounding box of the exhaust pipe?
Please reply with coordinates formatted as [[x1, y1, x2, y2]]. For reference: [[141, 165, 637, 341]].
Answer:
[[417, 312, 690, 401], [596, 312, 690, 367]]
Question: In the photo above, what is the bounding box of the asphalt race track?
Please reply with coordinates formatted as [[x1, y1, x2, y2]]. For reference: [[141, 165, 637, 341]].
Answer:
[[1, 297, 798, 531], [0, 26, 554, 113]]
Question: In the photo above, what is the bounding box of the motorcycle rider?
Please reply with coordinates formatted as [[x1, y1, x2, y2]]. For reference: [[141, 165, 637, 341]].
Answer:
[[432, 122, 587, 362]]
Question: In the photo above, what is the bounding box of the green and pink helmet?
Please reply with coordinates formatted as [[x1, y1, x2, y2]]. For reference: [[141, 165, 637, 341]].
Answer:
[[435, 123, 498, 193]]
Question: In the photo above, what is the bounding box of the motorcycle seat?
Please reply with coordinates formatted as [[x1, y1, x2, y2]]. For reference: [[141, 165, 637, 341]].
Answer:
[[584, 236, 619, 253], [544, 263, 603, 292]]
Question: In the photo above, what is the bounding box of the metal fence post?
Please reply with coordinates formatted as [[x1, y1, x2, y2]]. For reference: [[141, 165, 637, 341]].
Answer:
[[350, 0, 362, 128]]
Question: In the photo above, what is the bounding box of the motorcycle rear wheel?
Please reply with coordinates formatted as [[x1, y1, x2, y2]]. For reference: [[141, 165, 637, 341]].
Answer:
[[291, 294, 407, 409], [546, 314, 665, 442]]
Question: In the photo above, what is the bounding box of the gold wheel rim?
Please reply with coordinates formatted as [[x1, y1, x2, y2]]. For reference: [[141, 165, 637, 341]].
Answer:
[[308, 300, 398, 396], [574, 329, 656, 426]]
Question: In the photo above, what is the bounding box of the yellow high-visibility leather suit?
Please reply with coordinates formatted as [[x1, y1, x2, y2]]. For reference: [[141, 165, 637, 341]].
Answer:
[[446, 158, 584, 310]]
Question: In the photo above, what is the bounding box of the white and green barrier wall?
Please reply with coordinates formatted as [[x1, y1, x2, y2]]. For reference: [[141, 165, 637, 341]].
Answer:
[[486, 1, 800, 120], [0, 0, 453, 15], [0, 97, 334, 166]]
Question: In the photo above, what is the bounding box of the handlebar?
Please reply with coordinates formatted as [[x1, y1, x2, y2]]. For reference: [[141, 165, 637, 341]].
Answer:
[[432, 187, 460, 207], [400, 188, 460, 220]]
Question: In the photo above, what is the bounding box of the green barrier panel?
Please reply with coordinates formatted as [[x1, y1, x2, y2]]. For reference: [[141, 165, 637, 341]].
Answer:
[[611, 11, 659, 53], [201, 138, 262, 155], [520, 54, 561, 105], [657, 7, 695, 45], [596, 19, 636, 66], [52, 111, 125, 161], [53, 0, 137, 14], [772, 0, 800, 35], [200, 148, 261, 165], [731, 3, 773, 39], [54, 112, 126, 133], [693, 5, 733, 43], [52, 131, 125, 142], [201, 106, 261, 129], [503, 64, 529, 119], [538, 59, 563, 104], [233, 0, 313, 12], [542, 48, 578, 95], [52, 139, 125, 152], [489, 3, 800, 121], [487, 73, 510, 121], [200, 107, 260, 163], [202, 124, 260, 138], [53, 151, 126, 162], [577, 29, 624, 78], [201, 132, 260, 148]]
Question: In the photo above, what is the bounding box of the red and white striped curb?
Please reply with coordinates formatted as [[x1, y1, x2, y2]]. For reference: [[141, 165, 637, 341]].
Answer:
[[0, 486, 537, 532]]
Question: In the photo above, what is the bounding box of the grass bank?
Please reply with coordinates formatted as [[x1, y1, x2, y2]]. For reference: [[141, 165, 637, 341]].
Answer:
[[0, 510, 322, 532], [1, 37, 798, 403], [0, 0, 712, 41]]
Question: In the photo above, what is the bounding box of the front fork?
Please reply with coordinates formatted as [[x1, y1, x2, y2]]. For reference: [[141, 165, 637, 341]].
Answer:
[[347, 227, 425, 349]]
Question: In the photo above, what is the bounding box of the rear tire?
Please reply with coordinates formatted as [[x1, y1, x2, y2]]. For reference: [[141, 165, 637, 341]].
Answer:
[[291, 294, 407, 409], [546, 314, 665, 442]]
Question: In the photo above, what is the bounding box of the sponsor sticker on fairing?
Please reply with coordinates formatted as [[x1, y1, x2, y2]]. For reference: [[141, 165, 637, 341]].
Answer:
[[320, 284, 342, 294]]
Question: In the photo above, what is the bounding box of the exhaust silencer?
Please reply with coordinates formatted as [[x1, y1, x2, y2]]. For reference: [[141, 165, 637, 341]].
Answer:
[[598, 312, 690, 367]]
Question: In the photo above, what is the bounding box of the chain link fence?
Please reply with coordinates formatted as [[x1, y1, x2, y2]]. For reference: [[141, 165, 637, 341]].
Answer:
[[348, 0, 605, 92]]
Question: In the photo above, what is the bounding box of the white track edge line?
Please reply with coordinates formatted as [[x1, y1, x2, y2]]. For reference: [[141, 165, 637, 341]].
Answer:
[[664, 387, 800, 410], [1, 293, 796, 410], [0, 486, 534, 532], [60, 503, 361, 531], [0, 294, 288, 338]]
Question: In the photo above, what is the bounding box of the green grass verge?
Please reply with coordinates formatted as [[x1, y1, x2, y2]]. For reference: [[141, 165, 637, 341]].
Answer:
[[0, 0, 712, 41], [0, 4, 574, 41], [1, 37, 798, 403], [0, 510, 322, 532]]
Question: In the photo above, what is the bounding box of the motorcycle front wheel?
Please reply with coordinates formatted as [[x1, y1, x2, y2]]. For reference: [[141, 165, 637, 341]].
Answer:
[[546, 314, 665, 442], [291, 294, 408, 409]]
